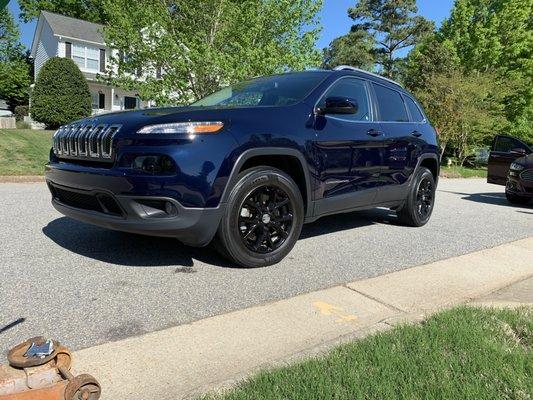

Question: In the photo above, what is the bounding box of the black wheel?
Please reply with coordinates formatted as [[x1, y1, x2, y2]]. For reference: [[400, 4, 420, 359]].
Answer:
[[397, 167, 436, 227], [505, 191, 530, 205], [215, 167, 304, 267]]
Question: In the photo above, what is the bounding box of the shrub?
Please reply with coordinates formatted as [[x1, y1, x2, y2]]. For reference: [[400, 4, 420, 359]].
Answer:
[[16, 120, 31, 129], [30, 57, 91, 129], [14, 105, 29, 121]]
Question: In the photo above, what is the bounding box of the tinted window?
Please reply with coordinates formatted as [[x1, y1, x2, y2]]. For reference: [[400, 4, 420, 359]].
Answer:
[[494, 136, 530, 153], [405, 96, 425, 122], [318, 78, 371, 121], [191, 72, 328, 107], [373, 83, 409, 122]]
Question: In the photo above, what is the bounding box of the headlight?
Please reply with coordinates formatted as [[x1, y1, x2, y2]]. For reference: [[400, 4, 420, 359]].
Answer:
[[510, 162, 525, 171], [137, 121, 224, 135]]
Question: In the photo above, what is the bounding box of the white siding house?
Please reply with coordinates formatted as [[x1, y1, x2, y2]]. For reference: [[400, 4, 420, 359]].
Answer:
[[30, 11, 153, 115]]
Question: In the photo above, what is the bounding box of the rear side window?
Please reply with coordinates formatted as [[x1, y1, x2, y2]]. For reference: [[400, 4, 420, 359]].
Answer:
[[318, 78, 371, 121], [373, 83, 409, 122], [405, 96, 425, 122]]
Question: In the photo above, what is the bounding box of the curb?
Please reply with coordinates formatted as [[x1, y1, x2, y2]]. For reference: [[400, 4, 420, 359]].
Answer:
[[71, 237, 533, 399]]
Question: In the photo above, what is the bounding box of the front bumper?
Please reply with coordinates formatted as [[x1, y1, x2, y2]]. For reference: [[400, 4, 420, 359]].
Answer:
[[45, 165, 224, 247], [506, 173, 533, 198]]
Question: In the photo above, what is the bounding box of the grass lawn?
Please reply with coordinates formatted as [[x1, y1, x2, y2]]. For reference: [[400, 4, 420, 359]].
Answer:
[[202, 307, 532, 400], [440, 166, 488, 179], [0, 129, 54, 175]]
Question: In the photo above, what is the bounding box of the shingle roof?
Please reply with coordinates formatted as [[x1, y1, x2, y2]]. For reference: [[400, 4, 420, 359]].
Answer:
[[41, 10, 104, 44]]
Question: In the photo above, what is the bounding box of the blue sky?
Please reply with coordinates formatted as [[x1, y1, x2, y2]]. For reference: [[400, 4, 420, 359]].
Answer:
[[9, 0, 454, 51]]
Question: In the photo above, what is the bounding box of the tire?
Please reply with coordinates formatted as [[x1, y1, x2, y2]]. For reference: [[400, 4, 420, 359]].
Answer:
[[215, 166, 305, 268], [505, 191, 530, 205], [396, 167, 436, 227]]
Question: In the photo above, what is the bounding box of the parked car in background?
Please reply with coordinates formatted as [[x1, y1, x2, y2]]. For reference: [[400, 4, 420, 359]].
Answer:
[[487, 134, 532, 205], [45, 66, 440, 267]]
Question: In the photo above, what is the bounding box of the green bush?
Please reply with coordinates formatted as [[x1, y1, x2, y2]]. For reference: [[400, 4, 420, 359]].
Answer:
[[14, 105, 29, 121], [15, 120, 31, 129], [30, 57, 91, 129]]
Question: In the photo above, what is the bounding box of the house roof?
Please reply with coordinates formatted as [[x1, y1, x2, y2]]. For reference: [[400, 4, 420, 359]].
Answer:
[[41, 10, 105, 44]]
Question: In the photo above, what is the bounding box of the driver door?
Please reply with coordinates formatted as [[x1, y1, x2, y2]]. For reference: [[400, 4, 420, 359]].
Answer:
[[487, 135, 532, 185]]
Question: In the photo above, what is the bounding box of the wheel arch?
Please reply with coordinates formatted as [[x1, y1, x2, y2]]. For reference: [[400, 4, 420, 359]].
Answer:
[[221, 148, 313, 217], [416, 153, 440, 184]]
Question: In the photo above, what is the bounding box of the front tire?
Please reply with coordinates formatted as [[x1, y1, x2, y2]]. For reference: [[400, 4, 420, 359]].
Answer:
[[396, 167, 436, 227], [505, 191, 530, 205], [215, 167, 304, 268]]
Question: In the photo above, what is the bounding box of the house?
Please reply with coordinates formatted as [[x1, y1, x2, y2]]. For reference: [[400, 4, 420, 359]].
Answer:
[[30, 11, 154, 115]]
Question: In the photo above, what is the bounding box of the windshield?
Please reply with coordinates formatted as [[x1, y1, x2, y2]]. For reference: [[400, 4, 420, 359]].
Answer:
[[191, 72, 328, 108]]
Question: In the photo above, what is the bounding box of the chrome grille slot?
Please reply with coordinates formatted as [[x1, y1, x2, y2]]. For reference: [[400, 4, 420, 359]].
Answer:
[[77, 125, 92, 156], [520, 170, 533, 182], [89, 125, 106, 157], [52, 123, 121, 163], [60, 127, 70, 155], [68, 125, 80, 155], [101, 126, 119, 158]]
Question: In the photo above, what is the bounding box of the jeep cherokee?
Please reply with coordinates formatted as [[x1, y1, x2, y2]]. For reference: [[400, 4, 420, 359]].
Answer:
[[45, 66, 440, 267]]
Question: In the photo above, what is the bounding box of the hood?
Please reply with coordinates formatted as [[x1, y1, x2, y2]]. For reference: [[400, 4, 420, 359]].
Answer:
[[515, 153, 533, 168], [69, 105, 267, 135]]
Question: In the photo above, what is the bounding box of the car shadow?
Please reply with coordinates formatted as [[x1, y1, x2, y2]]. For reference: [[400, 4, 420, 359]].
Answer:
[[42, 209, 398, 268], [440, 190, 532, 209]]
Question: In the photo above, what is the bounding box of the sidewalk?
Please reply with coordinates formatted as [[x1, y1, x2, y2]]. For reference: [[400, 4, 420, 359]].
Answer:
[[71, 238, 533, 399]]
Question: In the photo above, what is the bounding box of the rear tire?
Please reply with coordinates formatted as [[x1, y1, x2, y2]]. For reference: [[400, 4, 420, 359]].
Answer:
[[396, 167, 436, 227], [215, 167, 304, 268], [505, 191, 530, 205]]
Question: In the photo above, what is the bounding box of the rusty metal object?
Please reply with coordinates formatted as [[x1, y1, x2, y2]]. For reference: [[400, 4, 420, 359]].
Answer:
[[64, 374, 101, 400], [7, 337, 61, 368], [0, 338, 101, 400]]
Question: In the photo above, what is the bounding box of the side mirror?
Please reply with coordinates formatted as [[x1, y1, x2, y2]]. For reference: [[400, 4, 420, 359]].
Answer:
[[510, 148, 528, 156], [317, 97, 358, 115]]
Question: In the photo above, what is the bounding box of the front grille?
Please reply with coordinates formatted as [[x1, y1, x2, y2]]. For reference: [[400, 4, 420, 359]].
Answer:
[[49, 184, 123, 217], [520, 169, 533, 182], [53, 123, 121, 162]]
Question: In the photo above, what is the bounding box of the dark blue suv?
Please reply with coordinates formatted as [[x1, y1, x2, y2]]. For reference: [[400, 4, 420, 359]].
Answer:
[[45, 66, 439, 267]]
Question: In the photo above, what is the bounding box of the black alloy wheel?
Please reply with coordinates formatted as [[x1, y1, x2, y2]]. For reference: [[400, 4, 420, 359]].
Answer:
[[238, 185, 294, 254], [215, 166, 304, 268], [396, 166, 436, 227]]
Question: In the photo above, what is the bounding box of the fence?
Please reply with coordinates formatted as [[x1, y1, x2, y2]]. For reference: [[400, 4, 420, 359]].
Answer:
[[0, 117, 16, 129]]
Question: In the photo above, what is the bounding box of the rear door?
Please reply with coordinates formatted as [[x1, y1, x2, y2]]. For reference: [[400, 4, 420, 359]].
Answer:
[[372, 83, 419, 203], [487, 135, 532, 185]]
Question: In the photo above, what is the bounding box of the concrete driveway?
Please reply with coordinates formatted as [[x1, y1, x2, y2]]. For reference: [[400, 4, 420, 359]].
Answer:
[[1, 178, 532, 358]]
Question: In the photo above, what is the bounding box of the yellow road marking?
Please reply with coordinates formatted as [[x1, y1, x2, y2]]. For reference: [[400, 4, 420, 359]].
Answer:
[[313, 301, 357, 323]]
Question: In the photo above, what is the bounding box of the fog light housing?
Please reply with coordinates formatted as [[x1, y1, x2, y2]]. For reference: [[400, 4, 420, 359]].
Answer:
[[133, 155, 175, 174]]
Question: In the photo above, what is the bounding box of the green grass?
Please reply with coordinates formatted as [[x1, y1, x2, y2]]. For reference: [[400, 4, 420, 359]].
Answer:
[[0, 129, 54, 175], [202, 307, 532, 400], [440, 166, 488, 178]]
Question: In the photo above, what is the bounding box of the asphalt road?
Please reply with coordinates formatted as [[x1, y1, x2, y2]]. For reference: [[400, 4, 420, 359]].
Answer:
[[1, 178, 532, 358]]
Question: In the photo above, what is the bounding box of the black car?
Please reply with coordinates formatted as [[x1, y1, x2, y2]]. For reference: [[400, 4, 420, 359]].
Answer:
[[488, 134, 533, 205], [46, 66, 440, 267]]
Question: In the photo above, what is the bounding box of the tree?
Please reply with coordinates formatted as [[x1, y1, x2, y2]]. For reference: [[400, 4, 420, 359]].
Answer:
[[101, 0, 323, 105], [403, 36, 459, 92], [0, 9, 31, 110], [17, 0, 108, 23], [440, 0, 533, 142], [323, 29, 375, 70], [413, 70, 509, 163], [31, 57, 91, 129], [348, 0, 434, 79]]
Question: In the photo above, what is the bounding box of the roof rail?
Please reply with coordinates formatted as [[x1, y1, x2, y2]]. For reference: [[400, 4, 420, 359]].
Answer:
[[333, 65, 403, 88]]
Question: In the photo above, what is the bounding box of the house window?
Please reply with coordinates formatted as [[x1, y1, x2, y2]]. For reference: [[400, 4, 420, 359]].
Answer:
[[124, 96, 137, 110], [72, 43, 100, 71], [91, 92, 99, 109]]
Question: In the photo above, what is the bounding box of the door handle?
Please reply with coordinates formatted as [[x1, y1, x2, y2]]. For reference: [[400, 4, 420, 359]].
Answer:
[[367, 129, 383, 137], [411, 130, 422, 137]]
